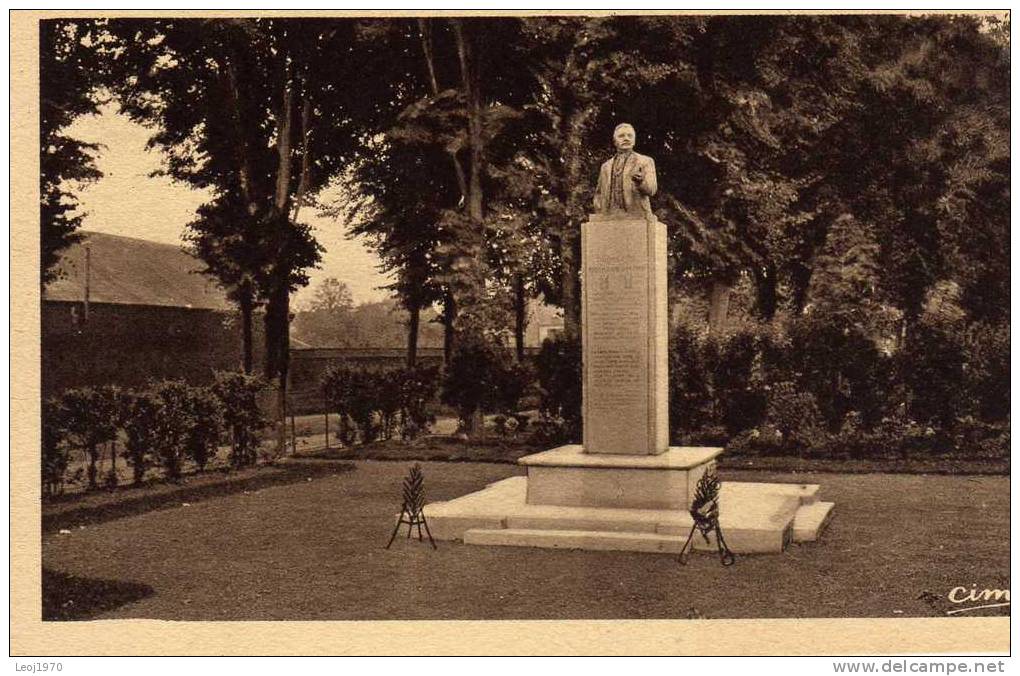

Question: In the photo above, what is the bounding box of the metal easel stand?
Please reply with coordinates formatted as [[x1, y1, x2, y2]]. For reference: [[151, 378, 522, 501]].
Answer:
[[385, 463, 437, 550], [678, 509, 735, 566], [385, 503, 437, 550], [678, 470, 735, 566]]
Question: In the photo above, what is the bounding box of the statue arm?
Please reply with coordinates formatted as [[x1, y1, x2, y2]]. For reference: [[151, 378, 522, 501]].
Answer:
[[638, 157, 657, 197]]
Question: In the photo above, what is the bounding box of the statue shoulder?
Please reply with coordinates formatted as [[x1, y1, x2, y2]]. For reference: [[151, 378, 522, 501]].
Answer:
[[635, 152, 655, 166]]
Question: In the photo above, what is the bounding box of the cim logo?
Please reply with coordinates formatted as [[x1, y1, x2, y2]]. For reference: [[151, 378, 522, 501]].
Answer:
[[946, 585, 1010, 615]]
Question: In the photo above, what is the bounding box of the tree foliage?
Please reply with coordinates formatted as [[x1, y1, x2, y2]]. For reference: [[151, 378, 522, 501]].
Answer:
[[46, 15, 1008, 456], [40, 20, 104, 286]]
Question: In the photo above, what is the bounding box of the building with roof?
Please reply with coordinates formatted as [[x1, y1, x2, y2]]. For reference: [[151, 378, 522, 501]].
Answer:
[[42, 231, 257, 398]]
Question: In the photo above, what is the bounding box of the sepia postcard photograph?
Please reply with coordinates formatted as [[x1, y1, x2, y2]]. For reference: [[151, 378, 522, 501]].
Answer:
[[9, 8, 1011, 657]]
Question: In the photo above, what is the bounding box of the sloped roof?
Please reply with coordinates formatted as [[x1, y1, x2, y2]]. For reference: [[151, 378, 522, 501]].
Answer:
[[43, 231, 232, 311]]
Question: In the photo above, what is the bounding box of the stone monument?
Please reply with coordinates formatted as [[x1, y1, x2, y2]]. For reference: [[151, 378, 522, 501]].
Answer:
[[422, 124, 834, 555], [583, 122, 668, 455]]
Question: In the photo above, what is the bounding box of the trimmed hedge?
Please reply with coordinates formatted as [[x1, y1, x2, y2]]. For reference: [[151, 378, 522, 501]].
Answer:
[[322, 363, 440, 446], [42, 372, 269, 496]]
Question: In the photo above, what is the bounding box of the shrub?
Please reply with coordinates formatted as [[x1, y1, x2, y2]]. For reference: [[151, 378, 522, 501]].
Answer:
[[58, 386, 121, 490], [441, 332, 496, 428], [120, 390, 162, 485], [492, 359, 535, 416], [714, 329, 768, 433], [147, 380, 197, 482], [669, 323, 713, 436], [442, 332, 532, 434], [952, 416, 1009, 460], [42, 399, 69, 497], [396, 365, 439, 440], [324, 363, 440, 445], [375, 369, 402, 441], [323, 363, 383, 443], [765, 381, 828, 455], [527, 414, 575, 447], [212, 371, 268, 468], [725, 425, 786, 457], [679, 424, 730, 447], [184, 386, 224, 471], [869, 412, 935, 459], [972, 429, 1010, 460], [321, 362, 358, 445], [788, 313, 890, 429], [963, 322, 1009, 422], [897, 321, 969, 428], [534, 333, 582, 442]]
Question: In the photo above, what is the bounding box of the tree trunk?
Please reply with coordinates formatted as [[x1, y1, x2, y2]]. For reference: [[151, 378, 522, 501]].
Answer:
[[291, 92, 313, 223], [418, 18, 467, 201], [790, 262, 813, 315], [451, 19, 487, 318], [86, 444, 98, 490], [406, 298, 420, 368], [442, 292, 456, 365], [274, 63, 294, 212], [560, 235, 581, 340], [239, 281, 254, 374], [559, 107, 593, 340], [263, 279, 291, 455], [708, 280, 732, 337], [453, 20, 484, 224], [514, 273, 527, 361], [222, 53, 259, 216], [264, 292, 281, 379], [754, 263, 778, 321]]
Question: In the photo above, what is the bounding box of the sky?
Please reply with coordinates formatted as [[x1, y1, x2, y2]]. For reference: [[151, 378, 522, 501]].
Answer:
[[66, 104, 393, 307]]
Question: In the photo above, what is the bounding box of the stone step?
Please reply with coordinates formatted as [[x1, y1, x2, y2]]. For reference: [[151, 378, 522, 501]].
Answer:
[[792, 501, 835, 542], [506, 513, 670, 534], [426, 476, 819, 553], [463, 520, 794, 555], [721, 481, 819, 506], [464, 527, 684, 554]]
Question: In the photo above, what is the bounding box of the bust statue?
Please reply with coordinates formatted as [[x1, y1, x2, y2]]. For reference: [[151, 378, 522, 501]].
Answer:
[[592, 123, 657, 218]]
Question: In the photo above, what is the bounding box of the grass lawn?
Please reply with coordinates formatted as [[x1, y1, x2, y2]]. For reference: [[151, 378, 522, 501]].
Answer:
[[41, 460, 1009, 621]]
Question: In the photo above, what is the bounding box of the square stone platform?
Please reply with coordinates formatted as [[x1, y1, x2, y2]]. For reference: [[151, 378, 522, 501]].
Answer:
[[423, 446, 835, 556], [522, 445, 723, 510]]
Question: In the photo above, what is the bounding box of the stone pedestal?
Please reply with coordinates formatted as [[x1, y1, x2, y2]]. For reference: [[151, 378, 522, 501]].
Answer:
[[581, 215, 669, 455], [522, 445, 722, 510]]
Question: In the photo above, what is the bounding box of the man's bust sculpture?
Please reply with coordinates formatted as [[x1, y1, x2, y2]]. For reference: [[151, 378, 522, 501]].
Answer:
[[593, 123, 657, 219]]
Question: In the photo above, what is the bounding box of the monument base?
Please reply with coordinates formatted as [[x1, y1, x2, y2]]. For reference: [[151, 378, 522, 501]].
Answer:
[[423, 447, 835, 555], [521, 445, 722, 510]]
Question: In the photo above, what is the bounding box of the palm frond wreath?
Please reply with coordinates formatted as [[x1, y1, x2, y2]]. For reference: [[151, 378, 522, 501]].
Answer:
[[679, 469, 735, 566], [385, 463, 437, 549]]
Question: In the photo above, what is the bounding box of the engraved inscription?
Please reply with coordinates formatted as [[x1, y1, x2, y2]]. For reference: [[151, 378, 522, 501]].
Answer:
[[586, 258, 647, 411]]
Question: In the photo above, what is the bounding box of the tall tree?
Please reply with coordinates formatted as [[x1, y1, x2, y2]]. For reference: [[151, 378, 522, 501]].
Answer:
[[102, 18, 390, 401], [40, 19, 103, 286], [347, 18, 531, 366], [185, 192, 264, 373], [308, 277, 355, 314]]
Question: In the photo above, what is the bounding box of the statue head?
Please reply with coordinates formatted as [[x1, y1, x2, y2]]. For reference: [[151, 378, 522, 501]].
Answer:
[[613, 123, 636, 152]]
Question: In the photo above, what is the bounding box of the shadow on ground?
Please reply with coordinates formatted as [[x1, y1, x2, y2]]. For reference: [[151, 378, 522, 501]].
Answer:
[[42, 568, 155, 620]]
